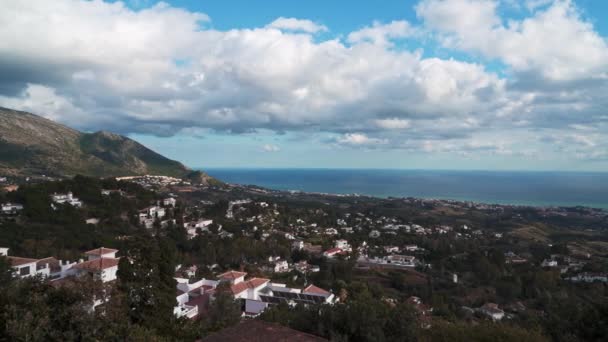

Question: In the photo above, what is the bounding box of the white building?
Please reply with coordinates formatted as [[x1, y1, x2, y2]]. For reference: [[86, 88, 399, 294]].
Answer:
[[174, 277, 219, 319], [51, 192, 82, 207], [541, 259, 558, 267], [478, 303, 505, 321], [334, 239, 352, 252], [143, 206, 166, 219], [292, 240, 304, 251], [219, 271, 335, 317], [71, 247, 120, 283], [404, 245, 419, 252], [183, 219, 213, 239], [1, 202, 23, 214], [323, 248, 344, 259], [385, 255, 416, 267], [163, 197, 177, 207]]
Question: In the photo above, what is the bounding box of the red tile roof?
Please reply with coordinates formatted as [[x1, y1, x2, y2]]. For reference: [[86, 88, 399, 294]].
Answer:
[[84, 247, 118, 256], [37, 257, 61, 272], [73, 258, 119, 272], [7, 256, 38, 266], [202, 320, 328, 342], [218, 270, 247, 281], [323, 248, 343, 255], [230, 277, 270, 295], [302, 284, 331, 296]]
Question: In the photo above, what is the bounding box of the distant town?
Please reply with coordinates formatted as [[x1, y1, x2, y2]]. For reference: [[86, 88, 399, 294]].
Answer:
[[1, 172, 606, 340]]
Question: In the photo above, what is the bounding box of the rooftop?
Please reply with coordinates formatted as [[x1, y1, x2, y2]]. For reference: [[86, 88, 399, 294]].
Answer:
[[7, 256, 38, 266], [218, 270, 247, 280], [231, 277, 270, 295], [302, 284, 331, 296], [202, 320, 327, 342], [84, 247, 118, 256], [73, 258, 120, 271]]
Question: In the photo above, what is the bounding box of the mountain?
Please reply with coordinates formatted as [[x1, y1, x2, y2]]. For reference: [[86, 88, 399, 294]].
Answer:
[[0, 107, 215, 183]]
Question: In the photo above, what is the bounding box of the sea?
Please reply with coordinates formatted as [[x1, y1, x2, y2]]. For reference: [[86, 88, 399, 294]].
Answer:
[[202, 168, 608, 209]]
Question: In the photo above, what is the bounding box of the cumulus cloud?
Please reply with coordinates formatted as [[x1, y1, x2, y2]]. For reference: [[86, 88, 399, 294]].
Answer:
[[0, 0, 605, 162], [416, 0, 608, 81], [262, 144, 281, 152], [266, 17, 328, 33], [336, 133, 388, 147], [347, 20, 416, 45], [374, 118, 411, 130]]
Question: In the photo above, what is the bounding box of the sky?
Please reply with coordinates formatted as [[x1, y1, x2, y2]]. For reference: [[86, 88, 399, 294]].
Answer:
[[1, 0, 607, 171]]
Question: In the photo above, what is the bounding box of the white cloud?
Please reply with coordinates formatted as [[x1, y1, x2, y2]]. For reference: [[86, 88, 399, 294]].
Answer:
[[417, 0, 608, 81], [337, 133, 388, 147], [262, 144, 281, 152], [347, 20, 416, 45], [0, 0, 604, 163], [375, 118, 411, 129], [266, 17, 327, 34]]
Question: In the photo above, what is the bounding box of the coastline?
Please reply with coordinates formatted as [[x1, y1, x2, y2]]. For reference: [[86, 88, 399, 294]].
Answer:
[[202, 168, 608, 210]]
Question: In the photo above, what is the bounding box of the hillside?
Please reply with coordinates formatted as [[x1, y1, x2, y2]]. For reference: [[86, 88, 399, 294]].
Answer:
[[0, 107, 213, 182]]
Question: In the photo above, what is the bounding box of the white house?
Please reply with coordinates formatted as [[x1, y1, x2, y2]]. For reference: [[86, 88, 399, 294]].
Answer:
[[173, 277, 219, 319], [266, 259, 289, 273], [220, 271, 334, 317], [541, 259, 558, 267], [384, 246, 400, 254], [478, 303, 505, 321], [144, 206, 166, 219], [323, 247, 345, 259], [334, 239, 352, 252], [1, 202, 23, 214], [163, 197, 177, 207], [7, 256, 49, 278], [184, 219, 213, 239], [369, 230, 381, 238], [385, 255, 416, 267], [51, 192, 82, 207], [292, 240, 304, 251], [71, 247, 120, 283]]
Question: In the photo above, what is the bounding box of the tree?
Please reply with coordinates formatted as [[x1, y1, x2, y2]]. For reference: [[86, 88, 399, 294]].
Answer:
[[201, 285, 242, 334]]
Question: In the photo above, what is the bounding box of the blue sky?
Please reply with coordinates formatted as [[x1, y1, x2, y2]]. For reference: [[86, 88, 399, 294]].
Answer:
[[1, 0, 608, 170]]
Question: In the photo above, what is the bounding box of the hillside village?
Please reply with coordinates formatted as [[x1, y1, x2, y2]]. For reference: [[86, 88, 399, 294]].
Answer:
[[0, 174, 607, 341]]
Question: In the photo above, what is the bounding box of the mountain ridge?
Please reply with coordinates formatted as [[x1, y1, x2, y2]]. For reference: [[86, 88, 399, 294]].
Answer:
[[0, 106, 214, 183]]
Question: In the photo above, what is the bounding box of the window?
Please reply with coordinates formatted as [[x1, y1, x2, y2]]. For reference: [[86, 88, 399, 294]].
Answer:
[[19, 266, 30, 276]]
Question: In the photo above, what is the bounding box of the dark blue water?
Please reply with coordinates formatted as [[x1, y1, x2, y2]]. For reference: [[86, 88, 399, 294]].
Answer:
[[203, 169, 608, 209]]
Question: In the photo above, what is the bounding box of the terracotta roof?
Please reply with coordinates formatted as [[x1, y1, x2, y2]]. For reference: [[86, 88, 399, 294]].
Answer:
[[218, 270, 247, 280], [37, 257, 61, 272], [84, 247, 118, 256], [231, 277, 270, 295], [302, 285, 331, 296], [324, 248, 343, 255], [7, 256, 38, 266], [73, 258, 119, 272], [202, 320, 328, 342]]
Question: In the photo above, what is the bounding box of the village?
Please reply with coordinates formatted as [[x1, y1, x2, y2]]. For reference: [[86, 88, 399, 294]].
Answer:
[[1, 173, 607, 336]]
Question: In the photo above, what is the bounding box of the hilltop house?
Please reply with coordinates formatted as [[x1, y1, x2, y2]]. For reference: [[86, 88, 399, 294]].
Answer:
[[184, 218, 213, 239], [264, 257, 290, 273], [478, 303, 505, 321], [51, 192, 82, 207], [2, 247, 119, 283], [218, 270, 335, 317], [1, 202, 23, 215], [174, 277, 219, 319], [163, 197, 177, 207]]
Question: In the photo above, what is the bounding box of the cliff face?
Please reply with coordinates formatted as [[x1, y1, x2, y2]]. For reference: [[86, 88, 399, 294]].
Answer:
[[0, 107, 212, 182]]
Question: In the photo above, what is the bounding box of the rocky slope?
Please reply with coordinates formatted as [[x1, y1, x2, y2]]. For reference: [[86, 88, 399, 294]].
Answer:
[[0, 107, 214, 183]]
